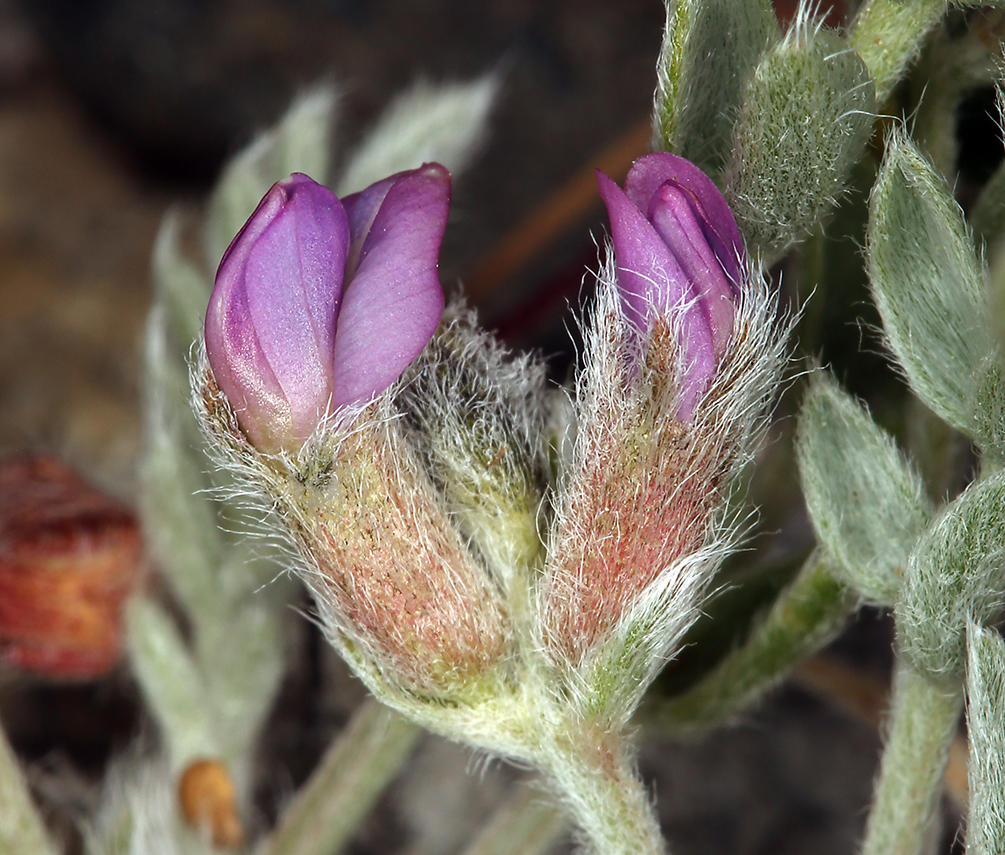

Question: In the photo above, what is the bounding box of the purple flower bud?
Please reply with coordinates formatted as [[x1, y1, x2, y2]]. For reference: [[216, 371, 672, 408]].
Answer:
[[205, 167, 449, 452], [596, 153, 745, 420]]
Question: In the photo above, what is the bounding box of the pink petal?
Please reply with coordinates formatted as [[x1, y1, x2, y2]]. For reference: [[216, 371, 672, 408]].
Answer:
[[206, 174, 349, 449], [624, 153, 744, 293], [331, 164, 449, 406], [649, 183, 735, 358], [596, 169, 691, 329]]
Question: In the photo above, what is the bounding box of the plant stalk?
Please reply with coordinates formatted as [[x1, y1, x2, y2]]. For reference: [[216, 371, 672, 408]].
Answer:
[[860, 656, 963, 855], [849, 0, 947, 104], [260, 697, 422, 855], [648, 552, 856, 731], [548, 731, 666, 855]]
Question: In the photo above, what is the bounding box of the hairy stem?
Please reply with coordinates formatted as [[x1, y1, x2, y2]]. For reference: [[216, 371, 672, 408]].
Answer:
[[648, 552, 857, 731], [548, 731, 666, 855], [261, 697, 421, 855], [860, 656, 963, 855]]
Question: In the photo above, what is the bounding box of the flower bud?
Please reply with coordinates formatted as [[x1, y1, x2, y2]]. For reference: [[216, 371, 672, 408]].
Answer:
[[196, 165, 506, 701], [205, 167, 448, 453], [0, 455, 141, 679], [539, 155, 787, 722], [596, 152, 744, 420]]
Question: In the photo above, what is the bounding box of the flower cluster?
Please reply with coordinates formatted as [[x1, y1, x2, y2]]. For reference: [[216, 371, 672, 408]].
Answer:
[[194, 154, 786, 852]]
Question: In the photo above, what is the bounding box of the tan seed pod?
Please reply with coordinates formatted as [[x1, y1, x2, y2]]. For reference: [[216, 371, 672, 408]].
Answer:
[[178, 758, 245, 849]]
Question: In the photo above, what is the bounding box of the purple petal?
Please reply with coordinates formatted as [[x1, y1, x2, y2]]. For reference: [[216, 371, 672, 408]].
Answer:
[[206, 174, 350, 450], [330, 164, 449, 406], [624, 153, 744, 292], [205, 271, 294, 449], [342, 174, 396, 281], [648, 182, 735, 358], [596, 169, 691, 329], [597, 169, 717, 421]]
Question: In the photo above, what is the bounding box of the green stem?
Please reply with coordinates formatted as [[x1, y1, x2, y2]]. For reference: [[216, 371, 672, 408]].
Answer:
[[460, 784, 567, 855], [861, 656, 963, 855], [848, 0, 946, 104], [548, 732, 666, 855], [260, 697, 422, 855], [0, 723, 56, 855], [646, 552, 856, 731]]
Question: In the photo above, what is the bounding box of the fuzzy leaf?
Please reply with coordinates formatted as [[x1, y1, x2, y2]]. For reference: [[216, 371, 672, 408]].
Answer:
[[0, 727, 56, 855], [152, 211, 211, 349], [125, 598, 219, 771], [897, 469, 1005, 684], [965, 620, 1005, 855], [195, 599, 285, 789], [725, 23, 875, 260], [867, 131, 994, 438], [336, 76, 497, 196], [797, 374, 932, 604], [970, 358, 1005, 463], [205, 87, 339, 271], [972, 161, 1005, 255], [848, 0, 947, 104], [653, 0, 778, 180]]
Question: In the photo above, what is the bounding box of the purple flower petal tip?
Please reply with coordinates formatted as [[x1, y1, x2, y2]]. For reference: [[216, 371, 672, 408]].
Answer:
[[597, 154, 746, 420], [205, 166, 449, 452]]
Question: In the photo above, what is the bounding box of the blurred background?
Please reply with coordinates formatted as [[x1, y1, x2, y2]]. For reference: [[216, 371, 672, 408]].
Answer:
[[0, 1, 998, 853]]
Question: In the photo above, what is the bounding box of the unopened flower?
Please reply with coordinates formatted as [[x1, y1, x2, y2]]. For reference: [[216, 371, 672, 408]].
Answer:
[[540, 155, 786, 717], [205, 167, 449, 453], [196, 164, 508, 700], [0, 455, 141, 679], [596, 152, 745, 419]]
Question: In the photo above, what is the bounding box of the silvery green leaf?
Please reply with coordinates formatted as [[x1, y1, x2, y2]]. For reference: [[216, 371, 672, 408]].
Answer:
[[797, 374, 932, 604], [867, 131, 994, 438], [125, 598, 219, 771], [848, 0, 947, 104], [970, 357, 1005, 463], [653, 0, 778, 180], [725, 21, 876, 260], [205, 86, 338, 270], [971, 159, 1005, 254], [897, 469, 1005, 684], [142, 307, 225, 620], [972, 76, 1005, 345], [271, 86, 339, 185], [152, 210, 210, 350], [336, 75, 497, 196], [196, 601, 285, 792], [965, 620, 1005, 855]]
